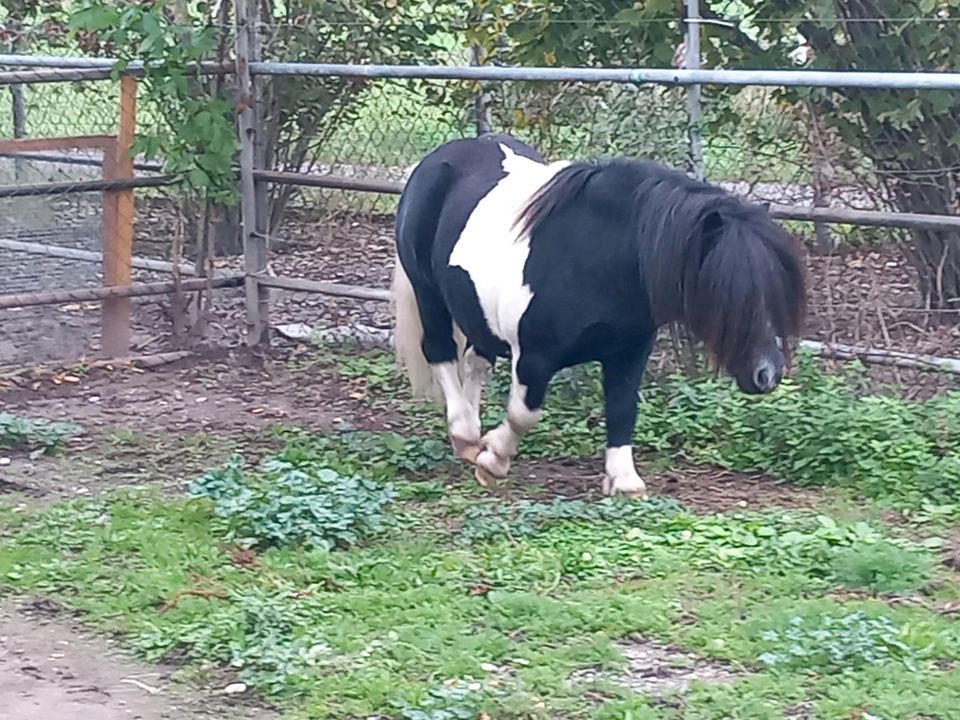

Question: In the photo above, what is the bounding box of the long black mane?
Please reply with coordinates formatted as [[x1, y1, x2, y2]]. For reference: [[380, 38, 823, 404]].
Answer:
[[514, 158, 806, 372]]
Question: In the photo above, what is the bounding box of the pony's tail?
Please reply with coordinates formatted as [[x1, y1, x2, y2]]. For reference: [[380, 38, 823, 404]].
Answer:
[[390, 256, 469, 403], [391, 256, 438, 400]]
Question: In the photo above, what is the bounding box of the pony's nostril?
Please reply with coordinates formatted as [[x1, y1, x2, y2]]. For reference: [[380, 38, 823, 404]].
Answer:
[[754, 365, 772, 391]]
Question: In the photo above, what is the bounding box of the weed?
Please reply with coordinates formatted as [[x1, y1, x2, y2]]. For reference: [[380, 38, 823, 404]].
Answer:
[[270, 426, 454, 480], [0, 412, 81, 456], [460, 497, 684, 544], [398, 681, 500, 720], [757, 612, 930, 673], [189, 453, 395, 551]]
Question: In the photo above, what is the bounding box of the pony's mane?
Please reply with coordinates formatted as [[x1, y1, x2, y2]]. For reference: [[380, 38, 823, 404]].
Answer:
[[514, 158, 806, 371]]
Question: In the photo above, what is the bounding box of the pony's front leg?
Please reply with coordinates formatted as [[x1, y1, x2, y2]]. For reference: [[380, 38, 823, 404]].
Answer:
[[601, 343, 653, 498], [474, 355, 548, 487]]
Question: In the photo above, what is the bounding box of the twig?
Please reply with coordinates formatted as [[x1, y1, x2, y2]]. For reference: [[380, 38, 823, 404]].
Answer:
[[120, 677, 162, 695], [0, 351, 194, 381], [800, 339, 960, 374], [158, 587, 228, 613]]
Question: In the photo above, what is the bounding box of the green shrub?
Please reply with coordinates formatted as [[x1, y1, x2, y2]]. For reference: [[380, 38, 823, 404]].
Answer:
[[189, 452, 395, 551], [0, 412, 81, 456]]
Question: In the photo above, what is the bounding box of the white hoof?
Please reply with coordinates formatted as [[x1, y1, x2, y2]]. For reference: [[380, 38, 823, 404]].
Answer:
[[603, 474, 648, 499], [476, 447, 510, 481], [474, 464, 500, 488]]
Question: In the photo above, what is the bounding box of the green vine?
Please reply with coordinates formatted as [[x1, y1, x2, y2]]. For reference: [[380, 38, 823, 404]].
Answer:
[[68, 0, 238, 206]]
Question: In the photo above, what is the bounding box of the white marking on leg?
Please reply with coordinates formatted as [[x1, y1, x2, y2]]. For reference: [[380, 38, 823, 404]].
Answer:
[[443, 144, 567, 485], [476, 361, 541, 482], [433, 361, 479, 449], [462, 347, 492, 417], [603, 446, 647, 498]]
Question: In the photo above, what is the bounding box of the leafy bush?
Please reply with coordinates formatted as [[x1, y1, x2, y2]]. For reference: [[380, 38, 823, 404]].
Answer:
[[828, 540, 933, 594], [189, 451, 395, 551], [758, 612, 930, 673], [0, 412, 81, 456]]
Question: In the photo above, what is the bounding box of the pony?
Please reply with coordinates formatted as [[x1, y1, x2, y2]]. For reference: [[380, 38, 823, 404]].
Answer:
[[390, 134, 805, 496]]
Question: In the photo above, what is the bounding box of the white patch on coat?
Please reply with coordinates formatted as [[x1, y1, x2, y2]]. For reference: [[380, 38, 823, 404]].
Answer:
[[448, 144, 571, 348]]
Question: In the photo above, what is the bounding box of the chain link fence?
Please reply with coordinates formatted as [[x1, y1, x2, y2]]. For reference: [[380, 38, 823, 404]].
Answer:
[[240, 16, 959, 398], [0, 37, 243, 367]]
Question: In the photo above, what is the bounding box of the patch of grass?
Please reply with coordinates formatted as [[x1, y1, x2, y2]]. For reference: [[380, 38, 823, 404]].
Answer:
[[5, 343, 960, 718], [828, 539, 934, 594], [0, 412, 81, 457], [459, 497, 684, 544]]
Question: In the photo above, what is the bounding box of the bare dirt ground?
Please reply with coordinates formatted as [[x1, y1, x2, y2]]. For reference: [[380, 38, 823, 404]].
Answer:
[[0, 598, 267, 720]]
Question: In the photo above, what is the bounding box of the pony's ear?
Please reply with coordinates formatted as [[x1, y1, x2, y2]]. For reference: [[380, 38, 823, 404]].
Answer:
[[699, 210, 724, 265], [758, 201, 771, 212]]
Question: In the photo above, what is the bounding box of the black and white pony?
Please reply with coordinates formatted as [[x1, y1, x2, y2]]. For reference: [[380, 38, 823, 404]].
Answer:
[[391, 134, 805, 496]]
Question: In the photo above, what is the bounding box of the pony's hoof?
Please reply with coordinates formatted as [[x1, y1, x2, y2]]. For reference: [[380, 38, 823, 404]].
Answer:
[[474, 465, 500, 488], [603, 474, 649, 500], [451, 436, 481, 464], [476, 448, 510, 482]]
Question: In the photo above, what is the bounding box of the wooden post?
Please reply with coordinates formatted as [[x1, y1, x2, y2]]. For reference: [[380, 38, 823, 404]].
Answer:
[[234, 0, 270, 346], [101, 74, 137, 356]]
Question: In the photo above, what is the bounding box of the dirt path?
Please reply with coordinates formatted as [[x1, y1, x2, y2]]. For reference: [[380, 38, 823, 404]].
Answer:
[[0, 600, 269, 720]]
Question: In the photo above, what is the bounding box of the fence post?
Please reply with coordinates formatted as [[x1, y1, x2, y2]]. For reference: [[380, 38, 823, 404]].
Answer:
[[7, 20, 27, 182], [684, 0, 705, 181], [234, 0, 270, 346], [101, 73, 137, 357], [469, 44, 492, 136]]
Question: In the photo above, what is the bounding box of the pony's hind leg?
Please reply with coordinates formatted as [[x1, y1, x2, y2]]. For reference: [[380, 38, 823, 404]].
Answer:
[[462, 345, 494, 422], [414, 286, 481, 461], [474, 351, 548, 487]]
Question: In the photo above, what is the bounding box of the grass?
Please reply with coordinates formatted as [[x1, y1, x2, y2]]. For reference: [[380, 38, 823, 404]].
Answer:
[[1, 349, 960, 718]]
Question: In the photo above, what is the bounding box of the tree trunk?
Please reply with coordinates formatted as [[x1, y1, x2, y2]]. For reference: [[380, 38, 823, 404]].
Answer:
[[895, 180, 960, 317]]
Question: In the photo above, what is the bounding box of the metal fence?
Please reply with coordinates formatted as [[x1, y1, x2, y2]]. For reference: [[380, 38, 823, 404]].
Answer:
[[2, 5, 960, 387]]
